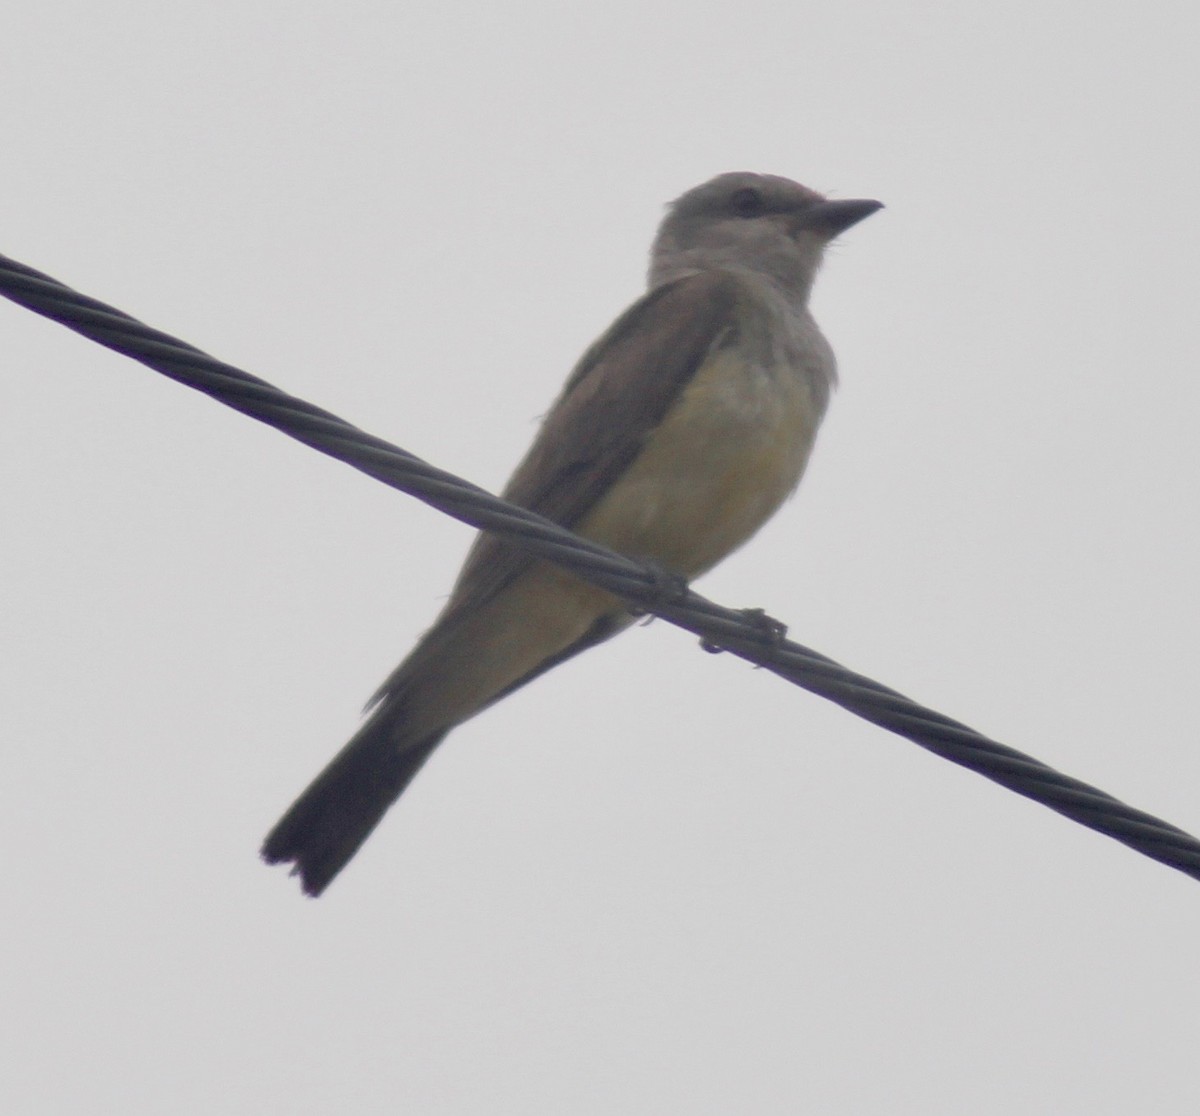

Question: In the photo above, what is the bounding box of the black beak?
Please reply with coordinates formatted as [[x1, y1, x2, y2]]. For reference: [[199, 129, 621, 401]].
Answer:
[[793, 197, 883, 236]]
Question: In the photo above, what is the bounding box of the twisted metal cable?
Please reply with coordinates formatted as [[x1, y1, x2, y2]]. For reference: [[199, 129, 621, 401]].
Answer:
[[4, 250, 1198, 881]]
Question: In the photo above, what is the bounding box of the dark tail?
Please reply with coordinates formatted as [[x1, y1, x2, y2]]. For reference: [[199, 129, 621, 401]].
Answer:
[[262, 712, 446, 897]]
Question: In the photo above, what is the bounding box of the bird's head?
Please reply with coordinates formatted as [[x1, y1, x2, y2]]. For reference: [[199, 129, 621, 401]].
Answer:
[[649, 172, 881, 301]]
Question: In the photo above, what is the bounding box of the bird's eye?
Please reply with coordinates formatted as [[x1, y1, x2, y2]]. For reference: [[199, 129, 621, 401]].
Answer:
[[729, 187, 764, 217]]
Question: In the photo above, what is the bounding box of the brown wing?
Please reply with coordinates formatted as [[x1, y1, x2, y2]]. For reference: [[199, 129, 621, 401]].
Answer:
[[445, 269, 743, 618]]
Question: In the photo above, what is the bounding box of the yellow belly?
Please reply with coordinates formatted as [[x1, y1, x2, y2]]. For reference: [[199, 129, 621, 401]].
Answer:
[[576, 345, 821, 578]]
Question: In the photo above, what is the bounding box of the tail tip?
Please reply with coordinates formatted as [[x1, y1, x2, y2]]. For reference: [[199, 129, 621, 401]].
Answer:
[[261, 832, 339, 898]]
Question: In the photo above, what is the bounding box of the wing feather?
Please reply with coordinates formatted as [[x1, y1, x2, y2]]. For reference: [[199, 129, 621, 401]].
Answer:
[[444, 270, 743, 617]]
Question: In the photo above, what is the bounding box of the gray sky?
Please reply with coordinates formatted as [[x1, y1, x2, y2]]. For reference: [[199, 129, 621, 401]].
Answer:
[[4, 2, 1200, 1112]]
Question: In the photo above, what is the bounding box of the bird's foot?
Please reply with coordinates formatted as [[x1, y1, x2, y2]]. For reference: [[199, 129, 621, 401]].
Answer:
[[700, 608, 788, 656], [628, 562, 689, 621]]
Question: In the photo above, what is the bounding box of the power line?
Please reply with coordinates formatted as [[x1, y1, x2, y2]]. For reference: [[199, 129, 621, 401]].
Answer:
[[4, 250, 1198, 882]]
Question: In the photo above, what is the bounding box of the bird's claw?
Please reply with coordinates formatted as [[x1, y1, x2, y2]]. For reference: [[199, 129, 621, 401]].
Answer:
[[629, 562, 689, 621], [700, 607, 788, 656]]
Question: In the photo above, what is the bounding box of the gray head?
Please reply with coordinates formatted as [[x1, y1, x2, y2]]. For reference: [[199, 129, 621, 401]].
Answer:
[[649, 172, 881, 301]]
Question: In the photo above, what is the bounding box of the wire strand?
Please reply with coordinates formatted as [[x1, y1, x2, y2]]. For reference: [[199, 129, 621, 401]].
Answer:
[[4, 250, 1197, 883]]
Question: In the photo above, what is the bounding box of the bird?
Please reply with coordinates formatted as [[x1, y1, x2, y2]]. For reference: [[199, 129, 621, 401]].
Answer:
[[262, 172, 881, 895]]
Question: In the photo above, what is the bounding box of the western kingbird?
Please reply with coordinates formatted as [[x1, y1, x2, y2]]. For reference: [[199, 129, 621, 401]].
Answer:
[[263, 172, 881, 895]]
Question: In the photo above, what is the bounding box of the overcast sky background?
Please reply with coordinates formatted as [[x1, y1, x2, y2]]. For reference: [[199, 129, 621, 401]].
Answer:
[[3, 2, 1199, 1112]]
